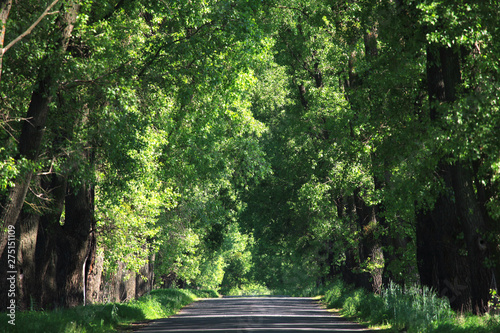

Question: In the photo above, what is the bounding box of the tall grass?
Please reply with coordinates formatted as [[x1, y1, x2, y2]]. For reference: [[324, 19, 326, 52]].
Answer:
[[0, 288, 218, 333], [382, 282, 454, 332], [322, 279, 500, 333]]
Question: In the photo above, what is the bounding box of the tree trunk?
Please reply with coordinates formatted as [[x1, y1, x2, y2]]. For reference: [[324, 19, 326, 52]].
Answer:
[[0, 74, 52, 258], [417, 44, 493, 314], [36, 173, 67, 309], [59, 180, 95, 307], [86, 249, 104, 304], [354, 193, 383, 293], [0, 0, 12, 83], [16, 175, 42, 310], [0, 0, 80, 258]]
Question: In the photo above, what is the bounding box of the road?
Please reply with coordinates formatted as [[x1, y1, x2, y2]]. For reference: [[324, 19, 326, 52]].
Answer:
[[135, 296, 375, 332]]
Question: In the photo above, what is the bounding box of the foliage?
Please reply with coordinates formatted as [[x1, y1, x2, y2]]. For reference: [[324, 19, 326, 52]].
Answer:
[[1, 0, 500, 320], [322, 279, 500, 333], [225, 283, 271, 296], [382, 282, 454, 332]]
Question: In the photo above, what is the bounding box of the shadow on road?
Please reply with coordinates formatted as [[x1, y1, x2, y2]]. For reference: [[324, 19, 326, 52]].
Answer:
[[136, 296, 376, 332]]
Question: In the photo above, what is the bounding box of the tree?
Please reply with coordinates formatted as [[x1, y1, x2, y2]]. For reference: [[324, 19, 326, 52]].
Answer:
[[414, 1, 499, 313]]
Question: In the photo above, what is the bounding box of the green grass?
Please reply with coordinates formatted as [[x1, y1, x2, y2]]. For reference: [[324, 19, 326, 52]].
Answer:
[[321, 279, 500, 333], [0, 288, 219, 333]]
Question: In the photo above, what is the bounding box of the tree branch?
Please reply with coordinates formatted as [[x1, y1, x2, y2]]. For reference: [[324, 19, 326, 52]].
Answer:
[[1, 0, 61, 55], [272, 5, 309, 17], [137, 21, 212, 78]]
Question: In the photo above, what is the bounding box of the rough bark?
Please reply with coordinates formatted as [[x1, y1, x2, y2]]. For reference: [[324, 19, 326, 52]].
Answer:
[[136, 253, 155, 299], [354, 193, 383, 293], [0, 74, 52, 258], [16, 176, 42, 310], [86, 250, 104, 304], [59, 180, 95, 307], [36, 173, 67, 308]]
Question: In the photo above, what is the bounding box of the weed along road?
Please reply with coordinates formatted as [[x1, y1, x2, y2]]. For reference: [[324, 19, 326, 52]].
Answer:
[[136, 296, 375, 332]]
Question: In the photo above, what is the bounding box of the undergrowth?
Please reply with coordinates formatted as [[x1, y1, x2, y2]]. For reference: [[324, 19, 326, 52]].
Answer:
[[0, 288, 218, 333], [224, 283, 271, 296], [322, 279, 500, 333]]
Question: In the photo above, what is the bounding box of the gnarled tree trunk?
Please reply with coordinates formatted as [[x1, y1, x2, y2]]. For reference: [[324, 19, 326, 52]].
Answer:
[[59, 180, 95, 307]]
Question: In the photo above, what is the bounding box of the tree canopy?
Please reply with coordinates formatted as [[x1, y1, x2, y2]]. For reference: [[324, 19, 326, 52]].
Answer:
[[1, 0, 499, 314]]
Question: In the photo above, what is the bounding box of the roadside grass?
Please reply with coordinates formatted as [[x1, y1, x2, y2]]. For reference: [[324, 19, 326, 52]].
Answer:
[[322, 279, 500, 332], [0, 288, 219, 333]]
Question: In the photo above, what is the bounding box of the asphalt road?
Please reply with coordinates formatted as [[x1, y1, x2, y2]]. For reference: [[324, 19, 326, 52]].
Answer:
[[135, 296, 375, 332]]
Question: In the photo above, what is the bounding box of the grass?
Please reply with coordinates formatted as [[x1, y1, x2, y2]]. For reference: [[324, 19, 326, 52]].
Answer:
[[321, 279, 500, 333], [0, 288, 219, 333]]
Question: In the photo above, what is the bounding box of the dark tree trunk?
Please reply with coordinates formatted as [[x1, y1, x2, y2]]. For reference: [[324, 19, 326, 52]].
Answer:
[[337, 191, 383, 293], [86, 249, 104, 304], [417, 44, 493, 314], [136, 252, 155, 299], [17, 209, 40, 311], [35, 173, 67, 309], [59, 180, 95, 307], [354, 193, 383, 293], [0, 74, 52, 258]]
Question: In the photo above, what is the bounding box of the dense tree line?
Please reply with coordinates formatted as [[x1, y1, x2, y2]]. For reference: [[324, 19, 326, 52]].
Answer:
[[1, 0, 499, 315], [242, 0, 500, 314]]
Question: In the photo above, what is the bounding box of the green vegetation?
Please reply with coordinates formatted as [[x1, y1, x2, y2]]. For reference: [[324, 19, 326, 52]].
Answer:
[[322, 279, 500, 333], [1, 0, 500, 330], [0, 289, 218, 333], [223, 283, 271, 296]]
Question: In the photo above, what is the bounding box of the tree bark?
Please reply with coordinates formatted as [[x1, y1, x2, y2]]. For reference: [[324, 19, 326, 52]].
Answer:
[[59, 180, 95, 307], [16, 176, 43, 310], [34, 173, 67, 309], [0, 74, 52, 258], [417, 44, 493, 314]]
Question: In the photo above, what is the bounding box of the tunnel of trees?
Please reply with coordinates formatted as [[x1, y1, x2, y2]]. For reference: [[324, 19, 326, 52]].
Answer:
[[1, 0, 500, 315]]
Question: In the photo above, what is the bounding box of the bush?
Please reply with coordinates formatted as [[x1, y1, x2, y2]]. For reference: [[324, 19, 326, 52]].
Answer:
[[321, 279, 500, 333], [185, 289, 220, 298], [324, 279, 353, 308], [0, 288, 216, 333], [226, 283, 271, 296]]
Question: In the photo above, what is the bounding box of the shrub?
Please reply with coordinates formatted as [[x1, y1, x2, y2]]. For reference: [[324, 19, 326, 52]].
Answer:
[[226, 283, 271, 296]]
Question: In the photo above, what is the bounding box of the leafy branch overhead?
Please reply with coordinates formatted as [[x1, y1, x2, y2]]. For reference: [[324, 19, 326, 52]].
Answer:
[[0, 0, 499, 317]]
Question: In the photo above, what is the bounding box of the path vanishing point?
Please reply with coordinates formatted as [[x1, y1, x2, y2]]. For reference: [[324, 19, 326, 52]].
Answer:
[[135, 296, 376, 332]]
